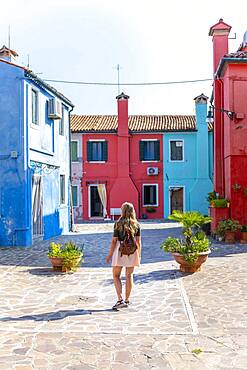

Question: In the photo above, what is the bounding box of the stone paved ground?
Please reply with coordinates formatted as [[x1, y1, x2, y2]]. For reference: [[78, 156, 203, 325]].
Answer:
[[0, 221, 247, 369]]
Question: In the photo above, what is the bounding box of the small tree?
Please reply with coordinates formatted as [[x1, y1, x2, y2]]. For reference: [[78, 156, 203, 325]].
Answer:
[[161, 211, 211, 264]]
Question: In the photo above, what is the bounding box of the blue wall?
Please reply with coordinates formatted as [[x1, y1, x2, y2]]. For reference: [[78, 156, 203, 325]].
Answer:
[[163, 100, 213, 218], [0, 61, 72, 247]]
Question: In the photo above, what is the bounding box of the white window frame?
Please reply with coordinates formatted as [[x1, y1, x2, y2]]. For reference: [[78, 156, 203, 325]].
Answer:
[[169, 139, 184, 162], [168, 185, 185, 214], [88, 139, 106, 163], [71, 140, 79, 162], [31, 88, 39, 126], [72, 185, 79, 207], [140, 139, 159, 163], [88, 184, 104, 218], [142, 184, 159, 207], [59, 174, 66, 205]]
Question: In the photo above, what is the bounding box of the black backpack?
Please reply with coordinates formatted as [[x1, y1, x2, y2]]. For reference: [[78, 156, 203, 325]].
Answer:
[[119, 229, 137, 257]]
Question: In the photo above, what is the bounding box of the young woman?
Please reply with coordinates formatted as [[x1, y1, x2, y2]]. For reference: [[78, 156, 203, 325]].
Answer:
[[106, 202, 141, 310]]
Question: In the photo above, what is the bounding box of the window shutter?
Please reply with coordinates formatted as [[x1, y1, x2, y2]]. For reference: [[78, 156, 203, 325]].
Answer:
[[103, 141, 108, 161], [71, 142, 78, 161], [87, 141, 92, 161], [139, 141, 145, 161], [155, 141, 160, 160]]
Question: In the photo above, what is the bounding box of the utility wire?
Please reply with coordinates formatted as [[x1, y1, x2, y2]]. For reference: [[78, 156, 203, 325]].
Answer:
[[43, 77, 213, 86]]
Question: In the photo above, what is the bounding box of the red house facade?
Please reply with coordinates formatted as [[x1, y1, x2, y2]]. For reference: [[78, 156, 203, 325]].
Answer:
[[209, 19, 247, 227], [72, 93, 163, 220]]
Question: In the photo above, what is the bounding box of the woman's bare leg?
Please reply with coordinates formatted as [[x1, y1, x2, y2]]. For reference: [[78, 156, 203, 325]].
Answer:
[[112, 266, 123, 300], [125, 267, 134, 301]]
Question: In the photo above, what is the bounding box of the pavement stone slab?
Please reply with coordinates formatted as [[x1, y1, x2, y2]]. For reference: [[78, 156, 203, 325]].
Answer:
[[0, 222, 247, 369]]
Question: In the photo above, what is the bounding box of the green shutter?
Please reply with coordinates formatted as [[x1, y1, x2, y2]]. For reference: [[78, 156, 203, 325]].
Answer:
[[155, 141, 160, 160], [72, 186, 78, 206], [87, 141, 92, 161], [140, 141, 145, 161], [71, 141, 78, 162], [103, 141, 108, 161]]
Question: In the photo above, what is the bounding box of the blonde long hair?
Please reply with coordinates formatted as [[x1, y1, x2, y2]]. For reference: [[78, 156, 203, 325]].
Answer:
[[115, 202, 138, 235]]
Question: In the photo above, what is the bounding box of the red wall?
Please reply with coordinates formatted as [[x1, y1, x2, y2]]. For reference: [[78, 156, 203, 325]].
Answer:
[[130, 134, 163, 219], [81, 132, 163, 220], [222, 65, 247, 224]]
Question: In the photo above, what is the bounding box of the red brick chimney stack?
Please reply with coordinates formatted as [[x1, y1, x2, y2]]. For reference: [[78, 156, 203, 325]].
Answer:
[[116, 92, 129, 136], [209, 19, 231, 73]]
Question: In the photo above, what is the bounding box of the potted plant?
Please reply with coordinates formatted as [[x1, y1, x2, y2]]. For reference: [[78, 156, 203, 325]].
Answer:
[[210, 198, 230, 208], [240, 225, 247, 244], [47, 242, 63, 270], [160, 211, 211, 273], [47, 241, 84, 272], [216, 219, 241, 243]]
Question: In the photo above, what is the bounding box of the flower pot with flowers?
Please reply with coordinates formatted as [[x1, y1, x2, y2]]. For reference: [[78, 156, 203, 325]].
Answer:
[[240, 225, 247, 244], [47, 241, 84, 272], [160, 211, 211, 273], [216, 219, 241, 243]]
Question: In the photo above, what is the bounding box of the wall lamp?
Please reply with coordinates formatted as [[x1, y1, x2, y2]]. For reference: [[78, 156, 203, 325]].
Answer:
[[206, 104, 235, 123]]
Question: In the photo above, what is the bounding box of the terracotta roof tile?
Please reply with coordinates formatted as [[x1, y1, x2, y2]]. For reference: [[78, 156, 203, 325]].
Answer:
[[71, 114, 213, 132]]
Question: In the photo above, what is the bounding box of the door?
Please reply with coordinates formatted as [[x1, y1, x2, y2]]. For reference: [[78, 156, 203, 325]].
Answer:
[[90, 185, 103, 217], [170, 187, 184, 214], [32, 175, 44, 238]]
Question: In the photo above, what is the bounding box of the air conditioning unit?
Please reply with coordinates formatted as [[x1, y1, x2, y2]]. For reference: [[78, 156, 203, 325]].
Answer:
[[147, 167, 159, 176], [48, 98, 62, 119]]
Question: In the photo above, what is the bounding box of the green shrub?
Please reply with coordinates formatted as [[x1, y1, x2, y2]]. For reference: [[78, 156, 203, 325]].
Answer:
[[211, 199, 229, 208], [160, 211, 211, 264], [216, 219, 241, 236]]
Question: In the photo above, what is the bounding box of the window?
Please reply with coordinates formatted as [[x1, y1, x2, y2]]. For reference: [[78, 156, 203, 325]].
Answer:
[[87, 141, 108, 162], [72, 185, 78, 207], [59, 105, 65, 135], [71, 141, 78, 162], [143, 184, 158, 206], [60, 175, 65, 205], [140, 140, 160, 161], [32, 89, 38, 125], [170, 140, 183, 161]]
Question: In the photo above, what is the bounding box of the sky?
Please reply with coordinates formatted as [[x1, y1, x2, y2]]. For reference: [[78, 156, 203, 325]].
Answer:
[[0, 0, 246, 115]]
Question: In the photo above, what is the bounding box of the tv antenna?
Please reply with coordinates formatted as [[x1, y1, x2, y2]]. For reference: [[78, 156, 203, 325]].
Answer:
[[113, 64, 123, 94]]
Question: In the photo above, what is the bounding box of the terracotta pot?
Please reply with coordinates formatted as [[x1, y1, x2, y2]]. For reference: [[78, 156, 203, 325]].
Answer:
[[240, 231, 247, 244], [61, 257, 82, 273], [224, 231, 236, 243], [49, 257, 63, 270], [172, 251, 211, 273]]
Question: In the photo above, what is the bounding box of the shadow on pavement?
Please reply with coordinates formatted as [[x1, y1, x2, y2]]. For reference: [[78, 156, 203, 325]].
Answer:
[[0, 308, 116, 322]]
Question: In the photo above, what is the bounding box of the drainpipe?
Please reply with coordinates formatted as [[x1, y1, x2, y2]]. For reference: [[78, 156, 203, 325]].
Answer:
[[68, 105, 74, 231], [218, 77, 225, 197]]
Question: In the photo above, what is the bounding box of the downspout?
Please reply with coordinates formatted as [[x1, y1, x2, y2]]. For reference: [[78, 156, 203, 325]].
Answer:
[[218, 77, 225, 197], [68, 105, 74, 231]]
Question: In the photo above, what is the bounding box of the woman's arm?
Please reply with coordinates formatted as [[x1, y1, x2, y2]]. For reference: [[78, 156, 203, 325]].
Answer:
[[106, 237, 118, 263], [136, 236, 141, 258]]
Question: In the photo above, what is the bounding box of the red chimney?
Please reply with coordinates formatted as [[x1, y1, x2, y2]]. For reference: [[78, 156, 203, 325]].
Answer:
[[116, 92, 129, 136], [110, 93, 139, 216], [209, 19, 231, 73]]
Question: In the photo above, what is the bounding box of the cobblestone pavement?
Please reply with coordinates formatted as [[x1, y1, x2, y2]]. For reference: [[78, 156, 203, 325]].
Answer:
[[0, 222, 247, 369]]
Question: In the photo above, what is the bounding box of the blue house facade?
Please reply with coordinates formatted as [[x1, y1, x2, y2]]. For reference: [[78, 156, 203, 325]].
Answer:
[[163, 94, 213, 217], [0, 46, 74, 246]]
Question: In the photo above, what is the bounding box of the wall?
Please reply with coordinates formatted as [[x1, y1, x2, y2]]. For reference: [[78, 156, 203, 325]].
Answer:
[[163, 122, 213, 218], [0, 62, 32, 246], [0, 60, 72, 246], [222, 64, 247, 224], [130, 133, 163, 219], [82, 133, 117, 219], [71, 133, 83, 222]]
